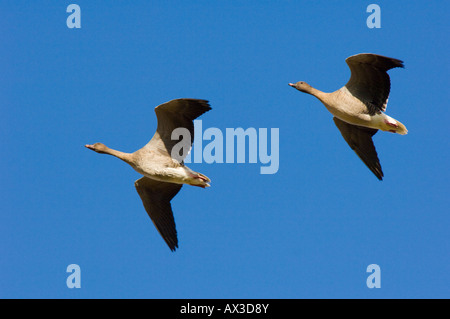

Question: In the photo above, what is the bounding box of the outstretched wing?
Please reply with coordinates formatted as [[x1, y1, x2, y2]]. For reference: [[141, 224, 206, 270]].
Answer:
[[135, 177, 183, 251], [146, 99, 211, 162], [345, 53, 404, 114], [333, 117, 383, 180]]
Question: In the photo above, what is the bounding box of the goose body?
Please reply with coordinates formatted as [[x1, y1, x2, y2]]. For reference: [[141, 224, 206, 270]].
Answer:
[[289, 53, 407, 180], [131, 146, 209, 187], [86, 98, 212, 251]]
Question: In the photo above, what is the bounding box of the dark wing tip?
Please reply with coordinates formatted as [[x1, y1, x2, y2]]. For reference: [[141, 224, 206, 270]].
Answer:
[[166, 240, 178, 252], [134, 178, 182, 252], [186, 99, 212, 118], [156, 224, 179, 252], [181, 99, 212, 121], [333, 118, 385, 181], [346, 53, 404, 71], [360, 150, 384, 181], [391, 58, 404, 69], [155, 98, 212, 120], [371, 165, 384, 181]]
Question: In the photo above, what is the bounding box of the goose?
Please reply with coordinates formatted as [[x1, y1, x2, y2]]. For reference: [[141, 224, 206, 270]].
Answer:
[[289, 53, 407, 180], [85, 98, 212, 251]]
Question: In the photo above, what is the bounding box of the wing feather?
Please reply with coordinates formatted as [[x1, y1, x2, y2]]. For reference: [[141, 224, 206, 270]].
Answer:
[[135, 177, 183, 251], [146, 99, 211, 162], [333, 117, 383, 180], [345, 53, 403, 114]]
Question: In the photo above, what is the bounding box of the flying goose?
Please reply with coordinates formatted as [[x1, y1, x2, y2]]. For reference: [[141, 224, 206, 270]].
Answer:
[[289, 53, 407, 180], [85, 98, 212, 251]]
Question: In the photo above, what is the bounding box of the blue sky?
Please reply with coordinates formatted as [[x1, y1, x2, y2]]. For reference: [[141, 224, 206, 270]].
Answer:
[[1, 1, 449, 298]]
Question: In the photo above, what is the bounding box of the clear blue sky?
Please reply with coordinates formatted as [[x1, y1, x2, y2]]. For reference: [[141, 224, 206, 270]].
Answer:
[[1, 1, 449, 298]]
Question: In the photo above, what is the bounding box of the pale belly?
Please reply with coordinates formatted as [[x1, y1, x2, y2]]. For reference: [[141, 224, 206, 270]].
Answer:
[[320, 92, 378, 128], [314, 88, 406, 134], [324, 102, 399, 132], [135, 165, 190, 184], [129, 148, 211, 187]]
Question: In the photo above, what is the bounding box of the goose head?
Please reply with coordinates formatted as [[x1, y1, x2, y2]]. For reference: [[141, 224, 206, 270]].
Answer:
[[289, 81, 313, 93], [85, 143, 109, 154]]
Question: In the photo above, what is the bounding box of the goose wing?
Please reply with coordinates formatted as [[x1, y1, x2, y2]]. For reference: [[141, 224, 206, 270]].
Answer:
[[146, 99, 211, 163], [333, 117, 383, 180], [345, 53, 403, 114], [135, 177, 183, 251]]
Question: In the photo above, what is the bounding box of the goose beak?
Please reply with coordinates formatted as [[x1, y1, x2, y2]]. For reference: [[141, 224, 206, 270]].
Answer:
[[288, 83, 295, 87], [85, 144, 94, 150]]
